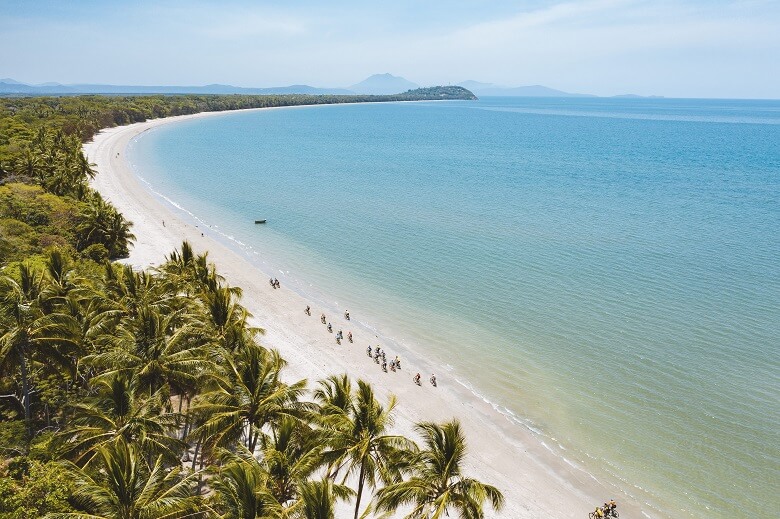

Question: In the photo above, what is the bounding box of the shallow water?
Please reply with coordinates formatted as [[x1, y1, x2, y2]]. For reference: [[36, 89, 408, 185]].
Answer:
[[129, 97, 780, 517]]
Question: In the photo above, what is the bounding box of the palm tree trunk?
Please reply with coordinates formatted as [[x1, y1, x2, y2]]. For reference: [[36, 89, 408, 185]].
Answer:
[[248, 425, 258, 454], [191, 437, 201, 471], [18, 347, 30, 434], [181, 397, 191, 440], [353, 461, 366, 519]]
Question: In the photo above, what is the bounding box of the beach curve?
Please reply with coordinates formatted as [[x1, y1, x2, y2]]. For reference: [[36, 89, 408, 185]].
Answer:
[[84, 106, 649, 519]]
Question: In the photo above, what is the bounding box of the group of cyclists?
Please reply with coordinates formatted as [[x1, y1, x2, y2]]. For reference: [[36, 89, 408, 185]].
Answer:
[[589, 500, 618, 518], [308, 305, 438, 387], [413, 372, 437, 386], [366, 345, 402, 373], [317, 312, 353, 344]]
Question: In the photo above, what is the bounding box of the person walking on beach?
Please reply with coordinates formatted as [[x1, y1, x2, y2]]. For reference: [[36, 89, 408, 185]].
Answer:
[[321, 313, 326, 324], [305, 305, 311, 316], [414, 373, 421, 385], [430, 374, 437, 387], [344, 310, 350, 320]]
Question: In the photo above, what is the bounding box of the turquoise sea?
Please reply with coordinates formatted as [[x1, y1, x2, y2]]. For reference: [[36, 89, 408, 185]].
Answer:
[[128, 97, 780, 518]]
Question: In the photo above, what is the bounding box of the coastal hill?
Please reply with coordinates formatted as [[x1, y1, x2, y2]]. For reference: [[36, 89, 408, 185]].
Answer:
[[401, 85, 476, 100], [348, 73, 420, 95]]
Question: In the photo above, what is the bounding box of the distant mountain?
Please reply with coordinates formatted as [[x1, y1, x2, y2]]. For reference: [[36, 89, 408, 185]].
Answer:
[[458, 80, 495, 90], [64, 83, 354, 95], [349, 73, 419, 95], [0, 78, 353, 96], [457, 81, 594, 98], [0, 80, 76, 94], [612, 93, 665, 99]]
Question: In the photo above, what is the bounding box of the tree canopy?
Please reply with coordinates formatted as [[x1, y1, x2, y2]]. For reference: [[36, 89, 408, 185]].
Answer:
[[0, 91, 499, 519]]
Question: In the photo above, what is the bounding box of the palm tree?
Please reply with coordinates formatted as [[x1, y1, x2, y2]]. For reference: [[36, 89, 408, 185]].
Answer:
[[55, 372, 185, 467], [321, 379, 415, 519], [100, 264, 176, 320], [260, 416, 322, 507], [313, 374, 352, 417], [202, 285, 263, 354], [208, 447, 281, 519], [160, 241, 224, 296], [292, 479, 354, 519], [104, 211, 136, 258], [192, 347, 309, 454], [76, 194, 135, 259], [375, 420, 504, 519], [90, 304, 211, 398], [0, 264, 81, 431], [46, 439, 204, 519]]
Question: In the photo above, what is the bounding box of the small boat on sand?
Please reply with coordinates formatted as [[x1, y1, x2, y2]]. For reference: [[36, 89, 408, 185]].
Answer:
[[254, 220, 267, 224]]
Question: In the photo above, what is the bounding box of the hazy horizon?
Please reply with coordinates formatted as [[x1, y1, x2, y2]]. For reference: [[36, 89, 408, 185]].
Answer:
[[2, 0, 779, 99]]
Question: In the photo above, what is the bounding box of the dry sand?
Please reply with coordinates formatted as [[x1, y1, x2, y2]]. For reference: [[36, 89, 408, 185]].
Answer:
[[84, 108, 646, 518]]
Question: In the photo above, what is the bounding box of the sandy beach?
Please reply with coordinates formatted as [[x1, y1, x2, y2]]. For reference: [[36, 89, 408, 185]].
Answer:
[[84, 108, 646, 519]]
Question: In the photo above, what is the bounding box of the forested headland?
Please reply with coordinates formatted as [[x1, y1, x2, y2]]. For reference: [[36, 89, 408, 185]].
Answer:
[[0, 91, 502, 519]]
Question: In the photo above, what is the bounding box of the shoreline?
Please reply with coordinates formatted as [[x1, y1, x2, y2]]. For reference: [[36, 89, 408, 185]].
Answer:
[[84, 106, 650, 518]]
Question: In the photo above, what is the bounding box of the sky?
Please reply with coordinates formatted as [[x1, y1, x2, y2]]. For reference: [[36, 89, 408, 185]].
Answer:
[[1, 0, 779, 98]]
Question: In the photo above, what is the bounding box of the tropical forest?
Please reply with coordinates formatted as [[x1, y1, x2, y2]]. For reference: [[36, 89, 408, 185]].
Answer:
[[0, 91, 502, 519]]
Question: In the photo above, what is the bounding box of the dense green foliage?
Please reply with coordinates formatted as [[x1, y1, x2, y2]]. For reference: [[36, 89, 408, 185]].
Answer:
[[0, 92, 497, 519]]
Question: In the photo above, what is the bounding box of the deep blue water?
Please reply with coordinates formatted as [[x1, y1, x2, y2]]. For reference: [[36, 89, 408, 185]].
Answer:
[[129, 97, 780, 517]]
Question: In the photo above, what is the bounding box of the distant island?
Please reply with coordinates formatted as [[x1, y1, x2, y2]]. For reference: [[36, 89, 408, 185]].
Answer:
[[400, 86, 476, 100]]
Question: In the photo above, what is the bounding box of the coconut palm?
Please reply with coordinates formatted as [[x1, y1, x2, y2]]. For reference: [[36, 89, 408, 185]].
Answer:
[[291, 479, 354, 519], [201, 285, 263, 354], [375, 420, 504, 519], [0, 264, 81, 430], [313, 374, 352, 417], [192, 347, 309, 454], [76, 194, 135, 259], [208, 447, 281, 519], [90, 304, 211, 398], [46, 439, 204, 519], [260, 416, 322, 507], [101, 264, 177, 320], [321, 379, 415, 519], [104, 211, 136, 258], [55, 372, 185, 467], [161, 241, 225, 296]]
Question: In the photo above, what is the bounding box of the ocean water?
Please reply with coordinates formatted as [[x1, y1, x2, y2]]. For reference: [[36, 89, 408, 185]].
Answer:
[[128, 97, 780, 518]]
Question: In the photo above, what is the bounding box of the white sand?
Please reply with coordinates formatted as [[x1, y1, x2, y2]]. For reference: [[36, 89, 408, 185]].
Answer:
[[84, 108, 646, 518]]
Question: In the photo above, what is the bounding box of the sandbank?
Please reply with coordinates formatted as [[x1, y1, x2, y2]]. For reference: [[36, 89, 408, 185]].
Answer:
[[84, 106, 648, 518]]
